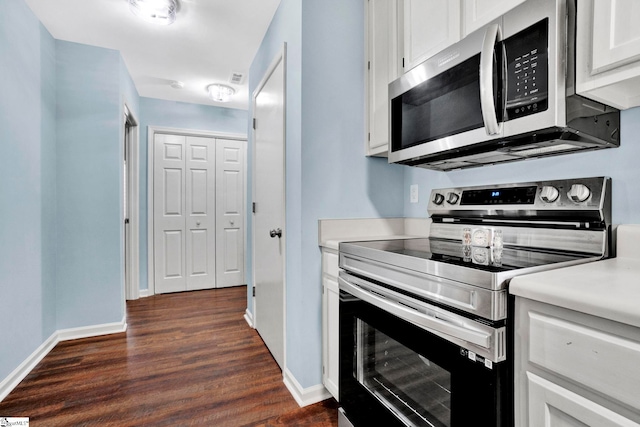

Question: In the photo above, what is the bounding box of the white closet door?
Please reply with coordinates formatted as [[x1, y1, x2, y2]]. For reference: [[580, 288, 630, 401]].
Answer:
[[154, 134, 187, 293], [215, 139, 245, 288], [154, 134, 216, 293], [185, 136, 216, 291]]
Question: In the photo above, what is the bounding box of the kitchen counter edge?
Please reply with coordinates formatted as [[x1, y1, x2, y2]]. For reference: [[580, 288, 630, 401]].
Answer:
[[510, 224, 640, 328]]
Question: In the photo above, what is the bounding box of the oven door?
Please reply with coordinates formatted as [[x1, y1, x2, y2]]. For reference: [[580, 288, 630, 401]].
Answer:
[[338, 274, 510, 427]]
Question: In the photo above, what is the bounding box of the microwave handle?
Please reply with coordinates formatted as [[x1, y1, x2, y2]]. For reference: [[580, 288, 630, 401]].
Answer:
[[480, 23, 501, 136]]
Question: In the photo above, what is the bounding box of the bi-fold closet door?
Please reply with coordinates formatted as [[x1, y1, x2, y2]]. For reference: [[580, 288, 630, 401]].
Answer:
[[153, 134, 244, 294]]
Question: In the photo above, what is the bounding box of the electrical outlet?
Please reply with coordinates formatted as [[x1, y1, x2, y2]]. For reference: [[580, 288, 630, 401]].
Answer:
[[410, 185, 419, 203]]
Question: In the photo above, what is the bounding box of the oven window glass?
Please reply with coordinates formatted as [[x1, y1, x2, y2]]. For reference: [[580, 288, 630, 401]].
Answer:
[[356, 319, 451, 427]]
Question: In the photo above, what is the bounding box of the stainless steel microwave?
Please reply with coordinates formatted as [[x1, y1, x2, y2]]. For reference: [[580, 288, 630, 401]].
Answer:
[[388, 0, 620, 171]]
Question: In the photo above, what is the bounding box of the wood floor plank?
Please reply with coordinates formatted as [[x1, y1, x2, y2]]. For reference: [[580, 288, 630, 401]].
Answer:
[[0, 286, 338, 426]]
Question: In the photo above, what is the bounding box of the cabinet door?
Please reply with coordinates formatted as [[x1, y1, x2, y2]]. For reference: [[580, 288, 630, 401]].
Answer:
[[322, 276, 340, 400], [365, 0, 399, 156], [575, 0, 640, 109], [321, 248, 340, 400], [527, 372, 640, 427], [591, 0, 640, 74], [402, 0, 461, 71], [462, 0, 525, 36]]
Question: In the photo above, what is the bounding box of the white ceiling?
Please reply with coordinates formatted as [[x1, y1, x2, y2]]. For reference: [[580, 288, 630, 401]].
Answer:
[[24, 0, 282, 111]]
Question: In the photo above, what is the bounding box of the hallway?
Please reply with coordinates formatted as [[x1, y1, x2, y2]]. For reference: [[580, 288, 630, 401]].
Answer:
[[0, 287, 337, 426]]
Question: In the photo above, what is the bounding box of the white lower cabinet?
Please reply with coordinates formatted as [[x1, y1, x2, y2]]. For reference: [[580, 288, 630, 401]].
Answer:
[[515, 297, 640, 426], [527, 372, 639, 427], [321, 248, 340, 400]]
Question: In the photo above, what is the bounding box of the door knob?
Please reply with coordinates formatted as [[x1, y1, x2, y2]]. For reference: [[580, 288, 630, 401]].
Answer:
[[269, 228, 282, 238], [196, 220, 201, 227]]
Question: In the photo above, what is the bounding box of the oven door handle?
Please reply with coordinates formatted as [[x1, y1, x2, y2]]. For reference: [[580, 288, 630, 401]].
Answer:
[[339, 276, 492, 349]]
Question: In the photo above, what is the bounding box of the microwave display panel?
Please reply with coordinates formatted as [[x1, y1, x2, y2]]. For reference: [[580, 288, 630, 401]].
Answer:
[[391, 55, 485, 152], [503, 19, 549, 120]]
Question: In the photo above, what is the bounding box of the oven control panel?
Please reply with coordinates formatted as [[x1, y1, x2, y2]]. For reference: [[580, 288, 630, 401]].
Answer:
[[428, 177, 610, 222]]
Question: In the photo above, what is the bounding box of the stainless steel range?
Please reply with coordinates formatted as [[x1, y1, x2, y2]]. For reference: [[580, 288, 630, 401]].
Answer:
[[337, 177, 611, 427]]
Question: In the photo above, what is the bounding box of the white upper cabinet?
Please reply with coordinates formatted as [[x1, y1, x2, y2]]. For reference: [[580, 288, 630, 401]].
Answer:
[[401, 0, 461, 71], [591, 0, 640, 73], [576, 0, 640, 109], [462, 0, 525, 36], [365, 0, 400, 157]]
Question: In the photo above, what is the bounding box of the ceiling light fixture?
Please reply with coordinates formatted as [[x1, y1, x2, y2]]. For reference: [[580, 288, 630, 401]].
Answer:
[[129, 0, 177, 26], [207, 84, 236, 103]]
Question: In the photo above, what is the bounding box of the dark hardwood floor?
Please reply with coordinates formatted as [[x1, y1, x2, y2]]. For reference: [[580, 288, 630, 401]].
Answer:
[[0, 286, 338, 426]]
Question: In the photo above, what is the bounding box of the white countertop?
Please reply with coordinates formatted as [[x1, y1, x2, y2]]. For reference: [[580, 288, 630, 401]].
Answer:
[[510, 225, 640, 328], [318, 217, 430, 250]]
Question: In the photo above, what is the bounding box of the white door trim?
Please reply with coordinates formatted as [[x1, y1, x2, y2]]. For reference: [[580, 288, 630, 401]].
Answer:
[[147, 126, 247, 296], [124, 102, 140, 301], [251, 43, 287, 367]]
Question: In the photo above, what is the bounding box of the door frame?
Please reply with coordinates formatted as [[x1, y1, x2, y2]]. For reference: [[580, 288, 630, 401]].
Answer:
[[146, 126, 247, 296], [251, 44, 287, 356], [124, 102, 140, 301]]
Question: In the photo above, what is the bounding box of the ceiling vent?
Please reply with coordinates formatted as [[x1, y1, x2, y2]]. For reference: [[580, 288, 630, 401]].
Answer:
[[229, 72, 245, 85]]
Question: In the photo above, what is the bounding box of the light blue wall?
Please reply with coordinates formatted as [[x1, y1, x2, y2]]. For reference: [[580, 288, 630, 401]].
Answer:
[[0, 0, 145, 382], [0, 0, 56, 381], [120, 58, 140, 119], [403, 108, 640, 225], [137, 97, 248, 290], [0, 0, 248, 384], [55, 41, 126, 328], [40, 22, 58, 341], [248, 0, 405, 388], [296, 0, 405, 387]]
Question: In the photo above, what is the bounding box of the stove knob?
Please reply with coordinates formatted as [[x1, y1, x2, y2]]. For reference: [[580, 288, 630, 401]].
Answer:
[[446, 192, 460, 205], [432, 193, 445, 205], [539, 185, 560, 203], [568, 184, 591, 203]]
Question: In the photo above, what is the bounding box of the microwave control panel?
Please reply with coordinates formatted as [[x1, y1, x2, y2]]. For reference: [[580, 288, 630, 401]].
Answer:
[[503, 19, 549, 121]]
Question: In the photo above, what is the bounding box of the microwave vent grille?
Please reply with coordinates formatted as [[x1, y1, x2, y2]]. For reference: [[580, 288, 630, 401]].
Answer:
[[508, 143, 580, 157]]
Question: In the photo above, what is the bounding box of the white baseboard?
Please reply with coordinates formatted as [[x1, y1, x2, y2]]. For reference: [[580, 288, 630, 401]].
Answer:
[[0, 317, 127, 402], [139, 289, 150, 298], [283, 368, 332, 407], [244, 308, 254, 328], [57, 317, 127, 342], [0, 332, 58, 402]]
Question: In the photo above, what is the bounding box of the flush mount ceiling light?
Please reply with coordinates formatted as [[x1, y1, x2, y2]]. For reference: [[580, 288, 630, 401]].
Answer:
[[207, 84, 236, 103], [129, 0, 177, 26]]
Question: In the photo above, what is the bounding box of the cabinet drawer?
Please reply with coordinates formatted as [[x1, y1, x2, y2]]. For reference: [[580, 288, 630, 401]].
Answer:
[[528, 311, 640, 412], [527, 372, 640, 427], [322, 249, 339, 278]]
